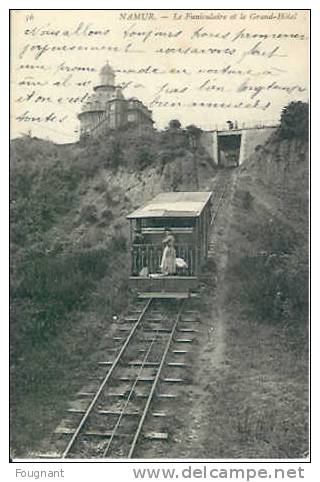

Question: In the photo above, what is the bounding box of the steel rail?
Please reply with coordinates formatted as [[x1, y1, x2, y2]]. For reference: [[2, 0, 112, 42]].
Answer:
[[211, 180, 227, 227], [103, 330, 159, 457], [61, 298, 152, 458], [127, 300, 184, 459]]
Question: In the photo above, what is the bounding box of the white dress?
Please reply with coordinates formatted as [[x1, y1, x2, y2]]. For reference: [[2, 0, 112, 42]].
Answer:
[[160, 241, 176, 275]]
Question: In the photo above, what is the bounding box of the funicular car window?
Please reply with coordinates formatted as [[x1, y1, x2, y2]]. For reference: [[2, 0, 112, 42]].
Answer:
[[141, 217, 195, 228]]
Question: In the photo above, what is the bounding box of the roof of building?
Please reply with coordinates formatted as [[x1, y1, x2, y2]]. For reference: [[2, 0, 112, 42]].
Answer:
[[100, 61, 114, 75], [127, 192, 213, 219], [99, 61, 115, 85]]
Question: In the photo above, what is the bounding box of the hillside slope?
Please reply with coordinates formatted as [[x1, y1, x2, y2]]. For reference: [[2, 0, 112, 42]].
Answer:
[[10, 123, 309, 458], [158, 135, 309, 459], [10, 125, 216, 455], [234, 132, 309, 326]]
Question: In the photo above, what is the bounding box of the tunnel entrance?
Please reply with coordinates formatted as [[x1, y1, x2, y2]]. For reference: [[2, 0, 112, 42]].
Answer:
[[217, 134, 241, 167]]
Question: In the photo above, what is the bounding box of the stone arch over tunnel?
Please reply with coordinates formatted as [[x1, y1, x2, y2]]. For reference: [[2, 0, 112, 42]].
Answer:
[[217, 133, 241, 167], [199, 126, 278, 167]]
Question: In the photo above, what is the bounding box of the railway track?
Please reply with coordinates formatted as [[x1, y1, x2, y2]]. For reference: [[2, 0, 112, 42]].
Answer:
[[211, 178, 228, 226], [51, 298, 200, 459], [47, 172, 231, 459]]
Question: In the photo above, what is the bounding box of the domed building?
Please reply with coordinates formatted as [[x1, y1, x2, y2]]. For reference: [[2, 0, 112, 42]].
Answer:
[[78, 61, 154, 140]]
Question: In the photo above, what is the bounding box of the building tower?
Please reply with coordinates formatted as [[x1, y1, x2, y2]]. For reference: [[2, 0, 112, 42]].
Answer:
[[98, 61, 116, 87], [78, 60, 154, 140], [78, 61, 118, 137]]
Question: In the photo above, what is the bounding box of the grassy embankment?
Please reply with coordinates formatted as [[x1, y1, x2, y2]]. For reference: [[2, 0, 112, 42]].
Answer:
[[10, 124, 215, 456], [202, 135, 309, 458]]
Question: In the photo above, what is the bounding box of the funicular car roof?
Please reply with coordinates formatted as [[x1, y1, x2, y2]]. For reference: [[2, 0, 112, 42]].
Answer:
[[127, 191, 213, 219]]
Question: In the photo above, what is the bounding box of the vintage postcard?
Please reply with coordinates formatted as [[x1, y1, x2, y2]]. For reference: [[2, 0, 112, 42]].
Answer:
[[10, 9, 309, 463]]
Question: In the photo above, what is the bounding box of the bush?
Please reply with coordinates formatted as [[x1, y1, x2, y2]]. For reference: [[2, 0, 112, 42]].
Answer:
[[11, 248, 112, 345], [100, 208, 114, 223], [10, 160, 79, 245], [110, 231, 127, 252], [168, 119, 181, 129], [74, 152, 104, 178], [134, 148, 154, 170], [160, 129, 189, 149], [229, 215, 307, 324], [242, 191, 254, 210], [186, 124, 203, 150], [79, 204, 98, 224], [279, 101, 309, 140]]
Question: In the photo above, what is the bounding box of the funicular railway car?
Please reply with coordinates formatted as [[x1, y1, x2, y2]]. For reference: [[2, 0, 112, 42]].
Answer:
[[127, 191, 213, 298]]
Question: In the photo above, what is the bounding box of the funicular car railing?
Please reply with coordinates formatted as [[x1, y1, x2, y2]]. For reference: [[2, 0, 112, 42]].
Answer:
[[131, 244, 195, 277]]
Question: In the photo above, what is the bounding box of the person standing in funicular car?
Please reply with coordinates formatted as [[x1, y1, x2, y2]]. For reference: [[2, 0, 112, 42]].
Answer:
[[160, 228, 177, 276], [132, 225, 146, 276]]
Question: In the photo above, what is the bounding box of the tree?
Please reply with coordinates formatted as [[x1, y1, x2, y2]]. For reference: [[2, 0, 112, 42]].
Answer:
[[168, 119, 182, 129], [185, 124, 202, 150], [279, 101, 309, 140]]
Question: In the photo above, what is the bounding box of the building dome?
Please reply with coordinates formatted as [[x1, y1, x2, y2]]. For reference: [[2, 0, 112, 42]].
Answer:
[[99, 61, 115, 86]]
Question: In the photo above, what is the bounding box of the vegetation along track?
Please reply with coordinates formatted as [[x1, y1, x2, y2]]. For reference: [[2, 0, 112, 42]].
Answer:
[[46, 173, 231, 459]]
